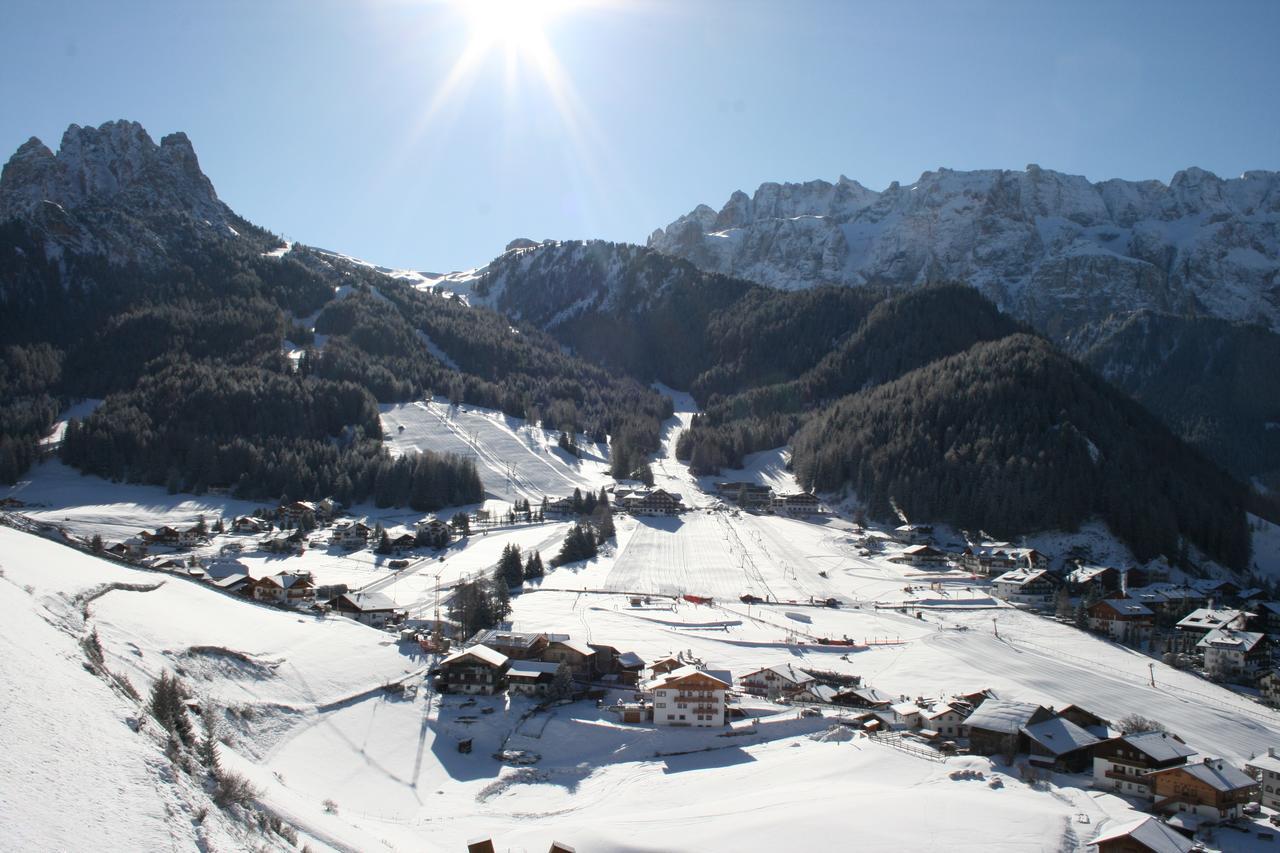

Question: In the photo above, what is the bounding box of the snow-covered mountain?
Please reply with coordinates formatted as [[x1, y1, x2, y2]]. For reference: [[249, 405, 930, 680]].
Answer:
[[648, 166, 1280, 338], [0, 120, 262, 266]]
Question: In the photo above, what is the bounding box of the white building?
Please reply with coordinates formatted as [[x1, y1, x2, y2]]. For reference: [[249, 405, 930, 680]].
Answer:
[[647, 665, 730, 727], [991, 568, 1057, 606], [1246, 748, 1280, 811], [1198, 627, 1267, 683], [1092, 730, 1197, 801]]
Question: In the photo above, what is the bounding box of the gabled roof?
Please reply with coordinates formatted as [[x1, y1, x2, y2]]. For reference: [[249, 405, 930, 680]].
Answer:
[[902, 544, 944, 556], [214, 573, 249, 589], [740, 663, 815, 686], [506, 660, 561, 678], [334, 591, 396, 612], [992, 568, 1049, 587], [616, 651, 645, 669], [470, 629, 545, 650], [647, 664, 730, 691], [1067, 565, 1116, 584], [546, 637, 595, 657], [890, 702, 922, 716], [840, 686, 893, 706], [1091, 816, 1192, 853], [799, 685, 839, 702], [1197, 626, 1265, 652], [964, 700, 1046, 734], [1121, 730, 1196, 763], [1154, 758, 1255, 792], [1021, 716, 1100, 756], [1246, 753, 1280, 775], [441, 643, 508, 669], [1092, 597, 1154, 617]]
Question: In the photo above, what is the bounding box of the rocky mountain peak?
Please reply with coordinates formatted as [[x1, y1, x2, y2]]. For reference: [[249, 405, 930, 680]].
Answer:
[[648, 165, 1280, 337], [0, 120, 228, 228]]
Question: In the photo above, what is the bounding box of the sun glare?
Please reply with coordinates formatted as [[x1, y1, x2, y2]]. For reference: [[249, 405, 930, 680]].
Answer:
[[464, 0, 567, 49]]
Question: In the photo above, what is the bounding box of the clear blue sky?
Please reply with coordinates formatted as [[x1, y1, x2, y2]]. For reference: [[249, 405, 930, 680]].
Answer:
[[2, 0, 1278, 271]]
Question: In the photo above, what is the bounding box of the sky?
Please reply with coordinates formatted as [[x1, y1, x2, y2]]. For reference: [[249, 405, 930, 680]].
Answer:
[[1, 0, 1278, 272]]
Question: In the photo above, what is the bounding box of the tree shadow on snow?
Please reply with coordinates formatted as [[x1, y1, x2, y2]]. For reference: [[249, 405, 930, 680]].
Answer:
[[661, 746, 756, 774]]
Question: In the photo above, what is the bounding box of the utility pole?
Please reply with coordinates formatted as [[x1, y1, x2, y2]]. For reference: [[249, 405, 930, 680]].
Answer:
[[1149, 662, 1156, 688]]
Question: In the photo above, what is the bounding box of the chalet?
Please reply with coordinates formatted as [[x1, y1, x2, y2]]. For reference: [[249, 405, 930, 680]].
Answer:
[[106, 537, 148, 558], [1022, 716, 1101, 773], [436, 644, 509, 695], [261, 534, 304, 554], [505, 660, 561, 697], [889, 702, 923, 729], [792, 684, 839, 704], [470, 629, 550, 661], [772, 492, 822, 517], [544, 497, 577, 517], [249, 572, 315, 605], [1057, 705, 1110, 737], [615, 651, 646, 686], [832, 686, 894, 710], [894, 524, 933, 544], [143, 526, 181, 546], [1198, 626, 1268, 684], [1093, 730, 1197, 801], [541, 636, 596, 679], [959, 547, 1018, 576], [1127, 584, 1208, 620], [414, 517, 452, 547], [1246, 748, 1280, 811], [1068, 565, 1122, 596], [717, 482, 774, 512], [964, 700, 1054, 758], [1089, 816, 1193, 853], [143, 556, 186, 570], [738, 663, 816, 698], [278, 500, 318, 523], [889, 545, 948, 568], [992, 568, 1058, 606], [647, 665, 730, 727], [922, 701, 972, 738], [1087, 598, 1155, 644], [329, 591, 399, 627], [1150, 757, 1257, 822], [232, 516, 268, 534], [331, 521, 372, 549], [1192, 578, 1242, 603], [620, 488, 684, 516], [1020, 549, 1051, 571], [650, 653, 700, 678], [388, 533, 417, 553]]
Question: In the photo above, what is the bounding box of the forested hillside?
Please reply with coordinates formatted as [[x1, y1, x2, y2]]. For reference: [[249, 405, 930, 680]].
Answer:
[[790, 335, 1252, 569]]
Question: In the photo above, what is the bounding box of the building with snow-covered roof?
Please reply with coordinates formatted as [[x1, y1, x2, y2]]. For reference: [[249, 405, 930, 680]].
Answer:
[[832, 686, 893, 710], [889, 702, 923, 729], [541, 636, 596, 678], [991, 569, 1058, 606], [888, 544, 948, 568], [1198, 626, 1268, 684], [1175, 607, 1245, 636], [1089, 815, 1192, 853], [1067, 565, 1120, 595], [469, 628, 549, 660], [1245, 748, 1280, 811], [738, 663, 815, 698], [505, 660, 562, 697], [922, 701, 973, 738], [437, 644, 510, 694], [1087, 597, 1155, 643], [329, 591, 399, 627], [646, 664, 730, 727], [1022, 716, 1100, 773], [1150, 757, 1257, 822], [964, 700, 1053, 757], [1093, 730, 1197, 801]]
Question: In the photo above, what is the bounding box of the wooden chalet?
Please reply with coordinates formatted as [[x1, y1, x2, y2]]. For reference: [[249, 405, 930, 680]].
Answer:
[[437, 644, 509, 695], [232, 515, 268, 533], [1150, 757, 1258, 822], [619, 488, 684, 516], [1093, 730, 1197, 801], [1198, 626, 1268, 684], [505, 660, 562, 697], [1087, 597, 1155, 644], [470, 629, 550, 660], [888, 544, 948, 568], [541, 636, 596, 679], [249, 572, 315, 605], [331, 521, 372, 549], [329, 591, 399, 627], [738, 663, 815, 697]]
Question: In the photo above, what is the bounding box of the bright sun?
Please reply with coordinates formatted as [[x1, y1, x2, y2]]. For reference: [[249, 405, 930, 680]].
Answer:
[[461, 0, 573, 50]]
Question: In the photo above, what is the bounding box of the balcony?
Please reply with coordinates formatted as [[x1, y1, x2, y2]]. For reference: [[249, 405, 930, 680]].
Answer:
[[1105, 770, 1152, 784]]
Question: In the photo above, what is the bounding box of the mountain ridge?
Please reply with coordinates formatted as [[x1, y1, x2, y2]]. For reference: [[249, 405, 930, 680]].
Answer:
[[648, 164, 1280, 338]]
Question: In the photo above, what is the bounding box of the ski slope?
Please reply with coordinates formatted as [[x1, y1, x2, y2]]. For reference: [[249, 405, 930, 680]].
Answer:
[[381, 398, 614, 503]]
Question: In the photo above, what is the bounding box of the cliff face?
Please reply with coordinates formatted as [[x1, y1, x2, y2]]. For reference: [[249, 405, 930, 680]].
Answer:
[[0, 120, 265, 269], [648, 165, 1280, 337]]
